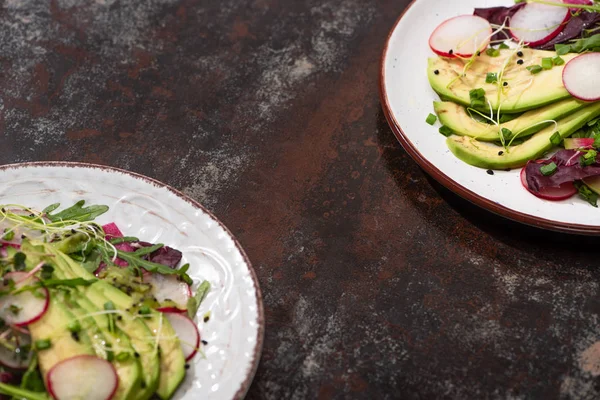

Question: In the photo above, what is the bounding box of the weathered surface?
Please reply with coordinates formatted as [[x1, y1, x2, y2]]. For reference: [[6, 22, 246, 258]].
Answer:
[[2, 0, 600, 398]]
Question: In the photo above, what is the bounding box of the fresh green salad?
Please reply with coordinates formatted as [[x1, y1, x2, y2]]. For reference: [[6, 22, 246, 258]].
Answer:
[[426, 0, 600, 203], [0, 201, 210, 400]]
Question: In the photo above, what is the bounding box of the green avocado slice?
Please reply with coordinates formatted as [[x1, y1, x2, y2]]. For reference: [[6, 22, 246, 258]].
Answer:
[[446, 102, 600, 170], [428, 49, 578, 113], [434, 98, 591, 142]]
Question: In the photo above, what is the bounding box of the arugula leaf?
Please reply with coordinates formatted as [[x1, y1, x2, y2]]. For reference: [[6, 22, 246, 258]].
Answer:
[[21, 356, 45, 393], [45, 200, 109, 223], [109, 236, 139, 245], [574, 181, 599, 207], [132, 243, 164, 257], [555, 34, 600, 54], [81, 250, 102, 274], [41, 278, 97, 288], [42, 203, 60, 214], [187, 280, 210, 319]]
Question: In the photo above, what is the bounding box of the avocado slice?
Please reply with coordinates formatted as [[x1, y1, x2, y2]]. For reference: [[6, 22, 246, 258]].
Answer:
[[45, 244, 185, 400], [28, 297, 95, 385], [428, 49, 578, 113], [447, 102, 600, 169], [435, 98, 590, 142]]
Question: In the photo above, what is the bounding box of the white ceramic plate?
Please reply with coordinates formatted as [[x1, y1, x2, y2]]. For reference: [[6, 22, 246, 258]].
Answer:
[[380, 0, 600, 235], [0, 162, 264, 399]]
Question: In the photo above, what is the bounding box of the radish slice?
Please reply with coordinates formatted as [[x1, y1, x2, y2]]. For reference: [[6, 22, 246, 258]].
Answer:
[[147, 273, 191, 310], [509, 0, 570, 46], [429, 15, 492, 58], [563, 53, 600, 101], [0, 328, 32, 369], [47, 355, 117, 400], [163, 312, 200, 361], [520, 165, 577, 200], [0, 272, 49, 326], [564, 138, 595, 149], [156, 307, 187, 314]]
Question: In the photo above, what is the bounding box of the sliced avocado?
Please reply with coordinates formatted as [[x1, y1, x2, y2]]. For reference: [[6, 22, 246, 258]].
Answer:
[[428, 49, 578, 113], [28, 297, 95, 384], [45, 244, 185, 400], [72, 294, 143, 400], [435, 98, 591, 142], [447, 102, 600, 169], [584, 176, 600, 194]]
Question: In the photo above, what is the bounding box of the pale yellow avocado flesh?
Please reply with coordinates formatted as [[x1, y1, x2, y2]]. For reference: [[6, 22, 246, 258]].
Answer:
[[434, 98, 590, 142], [447, 102, 600, 170], [428, 49, 578, 113]]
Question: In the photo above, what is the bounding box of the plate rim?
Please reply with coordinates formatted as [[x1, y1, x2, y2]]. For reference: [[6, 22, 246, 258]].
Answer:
[[379, 0, 600, 236], [0, 160, 265, 399]]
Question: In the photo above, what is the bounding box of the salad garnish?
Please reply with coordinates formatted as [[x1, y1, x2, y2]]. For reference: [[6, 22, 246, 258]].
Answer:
[[0, 202, 211, 400]]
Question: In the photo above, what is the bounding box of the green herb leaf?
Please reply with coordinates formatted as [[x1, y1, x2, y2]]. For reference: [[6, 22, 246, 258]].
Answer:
[[109, 236, 139, 245], [439, 126, 453, 137], [41, 278, 97, 289], [485, 72, 498, 84], [555, 34, 600, 54], [425, 113, 437, 125], [555, 44, 571, 55], [42, 203, 60, 214], [45, 200, 109, 223], [501, 128, 513, 140], [540, 162, 558, 176], [553, 56, 565, 66], [527, 65, 543, 74], [541, 57, 553, 70], [187, 280, 211, 319], [21, 356, 46, 393], [132, 243, 163, 257], [34, 339, 51, 351], [499, 43, 510, 49], [486, 48, 500, 57], [574, 181, 598, 207], [40, 264, 54, 280], [2, 229, 14, 241]]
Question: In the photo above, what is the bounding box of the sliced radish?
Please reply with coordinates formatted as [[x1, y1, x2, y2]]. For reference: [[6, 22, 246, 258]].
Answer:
[[564, 138, 595, 149], [0, 272, 49, 326], [163, 312, 200, 361], [47, 355, 117, 400], [509, 0, 570, 46], [429, 15, 492, 58], [520, 164, 577, 200], [563, 53, 600, 101], [0, 328, 32, 369], [147, 273, 191, 310], [156, 307, 187, 314]]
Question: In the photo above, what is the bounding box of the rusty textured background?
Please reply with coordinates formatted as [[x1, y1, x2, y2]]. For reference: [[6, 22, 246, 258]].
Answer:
[[2, 0, 600, 398]]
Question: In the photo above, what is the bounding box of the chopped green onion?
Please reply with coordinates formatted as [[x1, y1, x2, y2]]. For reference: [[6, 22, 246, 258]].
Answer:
[[550, 132, 562, 145], [469, 88, 485, 100], [34, 339, 51, 350], [553, 56, 565, 66], [485, 72, 498, 84], [498, 43, 510, 50], [555, 44, 570, 56], [139, 305, 151, 315], [67, 320, 81, 333], [439, 126, 453, 137], [40, 264, 54, 280], [527, 65, 543, 74], [540, 162, 557, 176], [425, 113, 437, 125], [581, 150, 598, 167], [2, 229, 14, 241], [486, 48, 500, 57], [541, 58, 553, 70], [116, 352, 130, 362]]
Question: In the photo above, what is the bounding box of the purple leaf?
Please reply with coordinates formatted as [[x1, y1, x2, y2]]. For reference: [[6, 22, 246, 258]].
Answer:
[[526, 150, 600, 192]]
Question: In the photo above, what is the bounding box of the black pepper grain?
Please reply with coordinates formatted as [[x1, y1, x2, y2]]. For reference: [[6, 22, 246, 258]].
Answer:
[[517, 51, 523, 57], [71, 332, 80, 342], [448, 49, 454, 55], [203, 316, 210, 323], [434, 69, 440, 75], [517, 59, 524, 65], [503, 82, 508, 87], [498, 151, 504, 156], [201, 340, 208, 345], [487, 170, 494, 175], [185, 364, 190, 370], [134, 352, 140, 358]]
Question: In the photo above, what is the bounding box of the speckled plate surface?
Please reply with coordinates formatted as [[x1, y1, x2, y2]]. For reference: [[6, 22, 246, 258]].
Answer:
[[380, 0, 600, 235], [0, 162, 264, 400]]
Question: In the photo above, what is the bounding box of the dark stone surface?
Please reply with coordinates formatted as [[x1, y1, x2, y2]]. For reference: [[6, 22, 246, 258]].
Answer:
[[2, 0, 600, 398]]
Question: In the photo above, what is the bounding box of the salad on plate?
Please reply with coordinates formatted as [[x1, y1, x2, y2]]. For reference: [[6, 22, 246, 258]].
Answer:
[[426, 0, 600, 205], [0, 201, 210, 400]]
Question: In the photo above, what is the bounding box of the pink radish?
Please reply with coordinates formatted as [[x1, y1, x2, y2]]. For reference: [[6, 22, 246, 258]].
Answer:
[[47, 355, 117, 400], [520, 165, 577, 200], [429, 15, 492, 58], [0, 328, 32, 369], [564, 138, 595, 149], [562, 53, 600, 101], [509, 0, 571, 46], [156, 306, 186, 314], [147, 273, 191, 310], [163, 312, 200, 361], [0, 272, 49, 326]]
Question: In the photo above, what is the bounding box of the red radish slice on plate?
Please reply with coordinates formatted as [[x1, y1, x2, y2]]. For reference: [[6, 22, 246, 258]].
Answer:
[[563, 53, 600, 101], [47, 355, 117, 400], [520, 165, 577, 200], [163, 312, 200, 361], [429, 15, 492, 58], [509, 0, 571, 46], [564, 138, 595, 149], [0, 328, 32, 369], [147, 273, 191, 310], [0, 272, 49, 326]]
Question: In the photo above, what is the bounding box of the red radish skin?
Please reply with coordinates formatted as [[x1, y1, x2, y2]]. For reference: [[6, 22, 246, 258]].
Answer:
[[163, 312, 200, 362], [429, 15, 492, 58], [156, 307, 187, 314], [520, 164, 577, 200], [0, 272, 49, 327], [47, 355, 117, 400], [563, 138, 595, 150], [563, 53, 600, 101], [509, 0, 571, 46]]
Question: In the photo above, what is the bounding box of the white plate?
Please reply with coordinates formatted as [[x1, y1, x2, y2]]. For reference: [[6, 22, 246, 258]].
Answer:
[[380, 0, 600, 235], [0, 162, 264, 399]]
